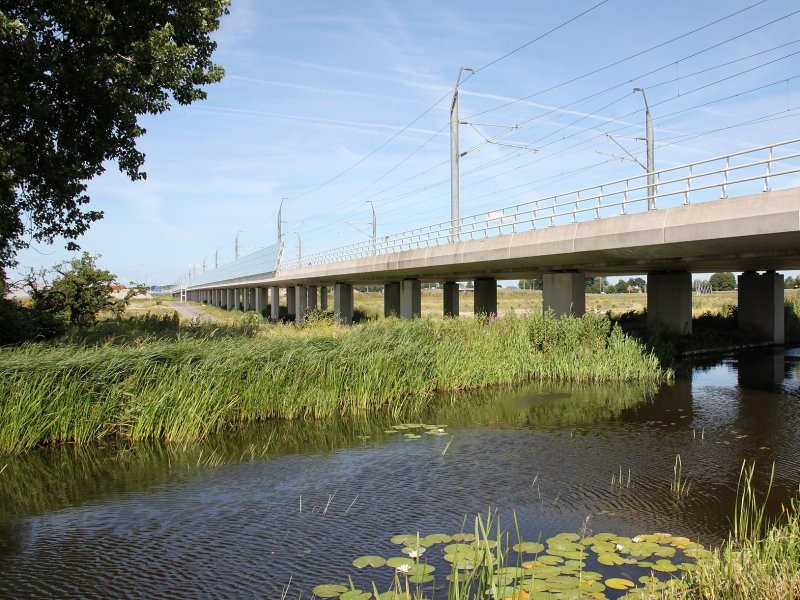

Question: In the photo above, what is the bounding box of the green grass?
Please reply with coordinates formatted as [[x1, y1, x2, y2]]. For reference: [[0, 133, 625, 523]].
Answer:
[[0, 312, 668, 453], [661, 462, 800, 600]]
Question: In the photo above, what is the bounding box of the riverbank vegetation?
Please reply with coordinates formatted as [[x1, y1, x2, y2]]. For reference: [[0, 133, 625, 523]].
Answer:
[[307, 463, 799, 600], [0, 312, 667, 453]]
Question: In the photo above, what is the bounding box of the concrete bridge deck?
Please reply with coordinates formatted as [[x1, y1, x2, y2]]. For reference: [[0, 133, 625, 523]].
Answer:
[[176, 139, 800, 343]]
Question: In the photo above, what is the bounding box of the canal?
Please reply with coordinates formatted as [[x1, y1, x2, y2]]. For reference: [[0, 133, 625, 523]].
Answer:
[[0, 348, 798, 598]]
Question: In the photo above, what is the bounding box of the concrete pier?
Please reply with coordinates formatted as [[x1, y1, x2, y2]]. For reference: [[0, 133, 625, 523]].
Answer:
[[286, 287, 296, 318], [334, 283, 354, 324], [543, 272, 585, 317], [243, 288, 251, 312], [320, 286, 328, 311], [295, 284, 307, 324], [270, 286, 280, 320], [400, 278, 421, 319], [384, 282, 400, 317], [255, 288, 265, 314], [738, 271, 784, 344], [647, 271, 692, 335], [308, 285, 318, 310], [226, 289, 234, 311], [443, 281, 459, 317], [474, 278, 498, 316]]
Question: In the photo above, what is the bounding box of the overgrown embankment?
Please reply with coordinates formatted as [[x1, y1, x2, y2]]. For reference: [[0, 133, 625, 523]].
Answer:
[[0, 312, 668, 453]]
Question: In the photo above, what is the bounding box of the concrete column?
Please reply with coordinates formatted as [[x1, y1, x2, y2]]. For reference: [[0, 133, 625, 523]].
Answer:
[[334, 283, 354, 325], [307, 285, 318, 311], [255, 287, 265, 315], [738, 271, 784, 344], [270, 286, 281, 321], [474, 278, 498, 316], [384, 282, 401, 317], [400, 278, 421, 319], [295, 285, 307, 324], [647, 271, 692, 335], [443, 281, 459, 317], [214, 289, 220, 308], [243, 288, 251, 312], [226, 288, 234, 311], [286, 286, 296, 317], [543, 272, 585, 317], [320, 286, 328, 311]]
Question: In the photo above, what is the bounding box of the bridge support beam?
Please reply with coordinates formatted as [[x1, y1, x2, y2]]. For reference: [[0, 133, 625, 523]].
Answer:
[[308, 286, 318, 311], [295, 285, 307, 324], [334, 283, 354, 325], [474, 278, 498, 316], [400, 279, 421, 319], [226, 289, 234, 311], [270, 286, 281, 320], [543, 272, 585, 317], [384, 282, 401, 317], [647, 271, 691, 335], [320, 286, 328, 311], [443, 281, 459, 317], [243, 288, 251, 312], [738, 271, 784, 344], [255, 287, 265, 315], [286, 287, 296, 318]]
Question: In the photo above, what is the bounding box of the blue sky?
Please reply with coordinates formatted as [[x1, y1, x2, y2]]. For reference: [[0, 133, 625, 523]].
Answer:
[[13, 0, 800, 286]]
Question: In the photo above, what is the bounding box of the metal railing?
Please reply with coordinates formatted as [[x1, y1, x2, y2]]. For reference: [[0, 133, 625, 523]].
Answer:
[[277, 138, 800, 272], [183, 242, 281, 289]]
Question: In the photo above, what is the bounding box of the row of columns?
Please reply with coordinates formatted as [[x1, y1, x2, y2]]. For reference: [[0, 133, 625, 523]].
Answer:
[[183, 284, 354, 324], [183, 270, 786, 343]]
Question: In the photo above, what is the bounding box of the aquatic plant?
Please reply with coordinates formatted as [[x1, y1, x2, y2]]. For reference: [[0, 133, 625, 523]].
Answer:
[[0, 313, 669, 453], [662, 462, 800, 600], [670, 454, 691, 499], [311, 513, 703, 599]]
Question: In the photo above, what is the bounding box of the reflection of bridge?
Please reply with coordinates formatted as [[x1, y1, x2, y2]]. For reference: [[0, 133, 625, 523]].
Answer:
[[176, 139, 800, 343]]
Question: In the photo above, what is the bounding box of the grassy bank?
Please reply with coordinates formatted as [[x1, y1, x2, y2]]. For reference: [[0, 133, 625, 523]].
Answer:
[[0, 312, 667, 453]]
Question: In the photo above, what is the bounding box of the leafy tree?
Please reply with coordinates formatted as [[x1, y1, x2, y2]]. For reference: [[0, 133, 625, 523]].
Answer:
[[613, 280, 629, 294], [27, 252, 143, 326], [709, 272, 736, 291], [0, 1, 229, 280]]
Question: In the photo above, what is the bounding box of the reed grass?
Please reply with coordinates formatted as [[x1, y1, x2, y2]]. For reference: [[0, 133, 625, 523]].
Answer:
[[0, 312, 668, 453], [663, 462, 800, 600]]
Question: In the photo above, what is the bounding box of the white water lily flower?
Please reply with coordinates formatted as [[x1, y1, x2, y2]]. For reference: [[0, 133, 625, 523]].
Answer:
[[632, 536, 642, 543], [408, 550, 418, 559], [437, 428, 445, 433], [396, 563, 411, 574], [616, 543, 625, 551]]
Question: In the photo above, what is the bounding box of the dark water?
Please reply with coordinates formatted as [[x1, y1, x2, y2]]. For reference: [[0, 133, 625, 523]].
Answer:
[[1, 348, 799, 598]]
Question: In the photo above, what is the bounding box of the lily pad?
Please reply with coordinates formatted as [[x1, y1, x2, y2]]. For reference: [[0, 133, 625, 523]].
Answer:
[[352, 555, 385, 568], [386, 557, 415, 569], [340, 591, 370, 600], [390, 534, 419, 546], [420, 533, 451, 546], [513, 541, 545, 554], [597, 552, 625, 566], [312, 583, 348, 598], [605, 577, 636, 590]]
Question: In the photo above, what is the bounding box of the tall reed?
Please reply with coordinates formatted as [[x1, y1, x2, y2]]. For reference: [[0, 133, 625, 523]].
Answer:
[[0, 313, 669, 453]]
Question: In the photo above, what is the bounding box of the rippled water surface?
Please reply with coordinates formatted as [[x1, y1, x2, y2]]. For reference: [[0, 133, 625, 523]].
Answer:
[[1, 348, 799, 598]]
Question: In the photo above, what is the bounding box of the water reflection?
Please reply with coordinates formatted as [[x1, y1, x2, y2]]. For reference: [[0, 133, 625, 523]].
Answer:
[[0, 350, 798, 598]]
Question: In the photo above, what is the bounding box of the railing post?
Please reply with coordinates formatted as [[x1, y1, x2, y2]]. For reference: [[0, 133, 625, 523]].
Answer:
[[764, 147, 773, 192], [721, 157, 730, 199], [621, 180, 628, 215], [684, 165, 692, 205], [595, 186, 603, 219], [573, 191, 580, 223]]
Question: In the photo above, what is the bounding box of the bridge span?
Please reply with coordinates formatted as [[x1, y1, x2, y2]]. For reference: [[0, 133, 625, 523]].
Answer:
[[176, 139, 800, 344]]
